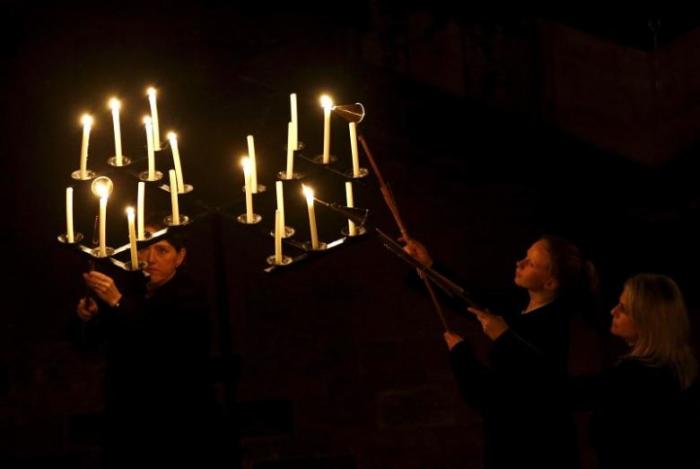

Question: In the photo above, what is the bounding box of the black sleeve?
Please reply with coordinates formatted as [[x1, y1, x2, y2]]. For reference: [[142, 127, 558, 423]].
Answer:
[[448, 340, 503, 415]]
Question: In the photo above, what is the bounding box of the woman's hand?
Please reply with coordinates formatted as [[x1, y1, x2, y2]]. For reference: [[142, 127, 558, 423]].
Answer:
[[77, 297, 98, 321], [443, 331, 464, 350], [468, 307, 509, 341], [83, 271, 122, 308]]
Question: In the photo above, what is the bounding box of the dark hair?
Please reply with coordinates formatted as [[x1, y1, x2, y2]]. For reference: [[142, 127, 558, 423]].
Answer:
[[145, 212, 187, 252], [539, 234, 599, 303]]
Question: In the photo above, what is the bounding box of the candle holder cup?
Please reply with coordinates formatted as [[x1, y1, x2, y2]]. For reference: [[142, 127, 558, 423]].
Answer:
[[139, 170, 164, 182], [162, 183, 194, 194], [277, 171, 304, 181], [343, 167, 369, 179], [302, 241, 327, 252], [107, 156, 132, 167], [57, 232, 84, 244], [164, 214, 190, 226], [311, 154, 337, 165], [124, 260, 148, 272], [71, 170, 96, 181], [90, 246, 115, 258], [266, 255, 293, 266], [237, 214, 262, 224], [341, 225, 368, 237]]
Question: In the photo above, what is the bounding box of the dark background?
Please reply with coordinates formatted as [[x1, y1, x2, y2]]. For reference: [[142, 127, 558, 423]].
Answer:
[[2, 3, 700, 468]]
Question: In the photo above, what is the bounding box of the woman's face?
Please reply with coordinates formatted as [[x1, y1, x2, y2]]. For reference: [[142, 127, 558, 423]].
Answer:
[[514, 240, 556, 292], [610, 287, 639, 345], [138, 238, 185, 288]]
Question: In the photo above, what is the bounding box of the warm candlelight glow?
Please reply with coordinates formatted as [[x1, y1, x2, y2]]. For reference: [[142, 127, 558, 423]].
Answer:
[[109, 98, 123, 164], [242, 157, 254, 222], [108, 98, 121, 110], [167, 131, 176, 140], [81, 114, 94, 127], [126, 206, 138, 267], [146, 87, 157, 97], [167, 131, 185, 193], [143, 115, 152, 125], [302, 184, 319, 249], [91, 176, 113, 198], [302, 184, 314, 202], [320, 95, 333, 109], [146, 87, 161, 150]]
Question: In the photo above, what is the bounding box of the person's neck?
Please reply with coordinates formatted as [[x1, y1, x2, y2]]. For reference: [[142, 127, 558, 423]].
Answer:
[[525, 290, 556, 313]]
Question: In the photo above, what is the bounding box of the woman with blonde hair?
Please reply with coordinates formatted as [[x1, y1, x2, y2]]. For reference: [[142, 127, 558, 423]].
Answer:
[[573, 273, 697, 469]]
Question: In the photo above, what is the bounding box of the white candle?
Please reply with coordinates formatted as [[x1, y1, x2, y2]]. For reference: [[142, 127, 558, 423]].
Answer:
[[169, 169, 180, 225], [274, 209, 282, 264], [286, 121, 295, 179], [66, 187, 75, 243], [242, 158, 254, 222], [99, 195, 108, 256], [349, 122, 360, 177], [137, 182, 145, 240], [290, 93, 298, 150], [275, 180, 285, 231], [167, 132, 185, 193], [321, 95, 333, 164], [109, 98, 123, 165], [126, 207, 138, 268], [303, 185, 319, 249], [345, 181, 357, 236], [146, 87, 161, 150], [143, 116, 155, 179], [246, 135, 258, 193], [79, 114, 93, 178]]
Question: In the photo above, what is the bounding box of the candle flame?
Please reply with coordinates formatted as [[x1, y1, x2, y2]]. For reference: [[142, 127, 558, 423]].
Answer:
[[146, 87, 157, 96], [143, 115, 152, 125], [302, 184, 314, 200], [81, 114, 93, 127], [320, 95, 333, 109], [167, 131, 177, 141], [240, 157, 250, 171], [91, 176, 113, 198], [108, 98, 121, 110], [125, 206, 135, 216]]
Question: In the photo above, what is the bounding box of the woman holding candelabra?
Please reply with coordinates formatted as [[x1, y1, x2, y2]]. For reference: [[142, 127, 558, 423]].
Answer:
[[75, 223, 219, 467]]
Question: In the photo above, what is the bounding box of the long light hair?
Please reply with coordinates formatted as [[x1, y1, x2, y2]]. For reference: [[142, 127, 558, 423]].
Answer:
[[624, 273, 697, 389]]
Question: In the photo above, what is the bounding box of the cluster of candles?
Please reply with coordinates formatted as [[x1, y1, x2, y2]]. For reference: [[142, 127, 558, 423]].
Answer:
[[63, 88, 366, 269]]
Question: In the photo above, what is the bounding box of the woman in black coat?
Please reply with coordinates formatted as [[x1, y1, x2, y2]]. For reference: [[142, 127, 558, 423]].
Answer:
[[570, 273, 697, 469], [76, 227, 217, 467]]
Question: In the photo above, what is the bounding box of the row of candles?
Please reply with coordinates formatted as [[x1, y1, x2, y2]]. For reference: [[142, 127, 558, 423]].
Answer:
[[64, 86, 366, 268]]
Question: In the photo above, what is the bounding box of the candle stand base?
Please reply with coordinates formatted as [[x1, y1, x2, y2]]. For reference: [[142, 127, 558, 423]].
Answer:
[[269, 226, 295, 238], [241, 184, 267, 194], [277, 171, 304, 181], [237, 214, 262, 224], [164, 214, 190, 226], [71, 170, 96, 181], [311, 154, 337, 165], [107, 156, 132, 167], [124, 260, 148, 272], [341, 226, 368, 237], [302, 241, 327, 251], [91, 246, 115, 258], [266, 255, 293, 266], [162, 183, 194, 194], [139, 171, 164, 182], [58, 232, 84, 244], [343, 167, 369, 179]]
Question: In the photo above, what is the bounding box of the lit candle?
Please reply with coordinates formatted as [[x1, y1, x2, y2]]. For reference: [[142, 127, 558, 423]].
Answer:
[[79, 114, 93, 179], [275, 180, 285, 231], [321, 95, 333, 164], [146, 87, 161, 150], [286, 121, 295, 178], [99, 196, 108, 256], [274, 209, 282, 264], [349, 122, 360, 177], [242, 157, 254, 223], [126, 207, 138, 268], [345, 182, 357, 236], [66, 187, 75, 243], [109, 98, 123, 165], [137, 181, 145, 240], [169, 169, 180, 225], [246, 135, 258, 193], [167, 132, 185, 193], [290, 93, 298, 150], [302, 185, 319, 249], [143, 116, 155, 179]]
